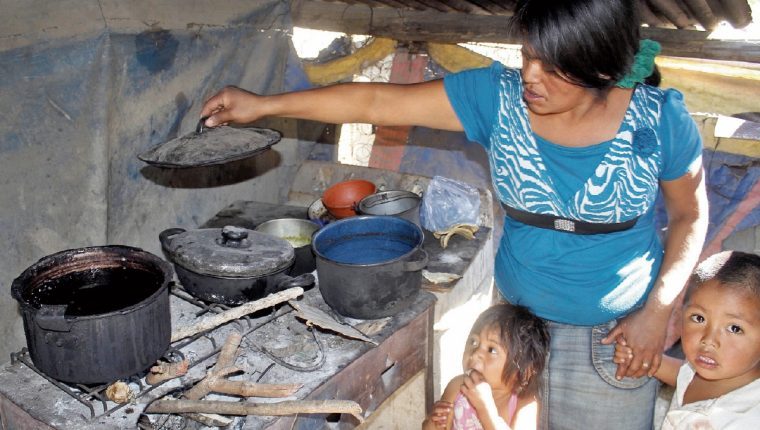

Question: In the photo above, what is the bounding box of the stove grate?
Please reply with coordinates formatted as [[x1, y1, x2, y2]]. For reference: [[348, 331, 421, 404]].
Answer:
[[7, 283, 285, 420]]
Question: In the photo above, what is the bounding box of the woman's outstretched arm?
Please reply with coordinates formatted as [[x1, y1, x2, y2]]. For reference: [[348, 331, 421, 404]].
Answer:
[[201, 80, 464, 132]]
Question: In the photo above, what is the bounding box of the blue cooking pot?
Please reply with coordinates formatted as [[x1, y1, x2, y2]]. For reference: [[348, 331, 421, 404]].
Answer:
[[312, 216, 428, 319]]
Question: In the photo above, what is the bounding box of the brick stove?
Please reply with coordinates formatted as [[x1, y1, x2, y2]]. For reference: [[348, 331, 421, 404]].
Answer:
[[0, 280, 435, 429]]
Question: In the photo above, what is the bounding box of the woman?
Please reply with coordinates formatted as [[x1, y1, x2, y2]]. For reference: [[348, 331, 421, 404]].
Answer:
[[200, 1, 708, 428]]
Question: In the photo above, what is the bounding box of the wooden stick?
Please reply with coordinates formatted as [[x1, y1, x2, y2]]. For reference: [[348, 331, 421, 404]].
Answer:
[[146, 360, 189, 385], [183, 331, 302, 401], [177, 331, 299, 427], [171, 287, 304, 342], [146, 399, 364, 423], [207, 380, 302, 398], [183, 331, 243, 400]]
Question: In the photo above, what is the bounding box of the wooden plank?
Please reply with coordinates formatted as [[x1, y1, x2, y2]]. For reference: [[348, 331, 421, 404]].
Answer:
[[291, 0, 760, 63]]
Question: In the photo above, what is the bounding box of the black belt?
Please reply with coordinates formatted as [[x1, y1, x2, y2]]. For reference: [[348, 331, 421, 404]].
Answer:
[[503, 204, 638, 235]]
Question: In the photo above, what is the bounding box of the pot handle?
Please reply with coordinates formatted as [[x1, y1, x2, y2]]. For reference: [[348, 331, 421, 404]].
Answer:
[[401, 248, 429, 272], [274, 273, 316, 292], [34, 305, 73, 332], [159, 228, 186, 251]]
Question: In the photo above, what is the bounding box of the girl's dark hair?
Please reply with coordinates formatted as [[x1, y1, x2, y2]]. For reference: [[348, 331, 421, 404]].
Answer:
[[470, 303, 550, 397], [512, 0, 640, 90], [686, 251, 760, 302]]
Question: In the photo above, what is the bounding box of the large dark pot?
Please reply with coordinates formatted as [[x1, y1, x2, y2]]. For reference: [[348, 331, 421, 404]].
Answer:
[[11, 246, 173, 385], [312, 216, 428, 319], [160, 226, 314, 305]]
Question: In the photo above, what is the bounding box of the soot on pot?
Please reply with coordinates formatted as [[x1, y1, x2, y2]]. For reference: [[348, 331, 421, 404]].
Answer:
[[27, 268, 162, 316]]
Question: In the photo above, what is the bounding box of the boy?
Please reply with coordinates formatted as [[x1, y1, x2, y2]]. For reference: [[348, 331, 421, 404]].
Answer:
[[615, 250, 760, 429]]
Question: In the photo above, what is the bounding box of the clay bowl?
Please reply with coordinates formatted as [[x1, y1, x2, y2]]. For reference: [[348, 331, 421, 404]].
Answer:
[[321, 179, 376, 219]]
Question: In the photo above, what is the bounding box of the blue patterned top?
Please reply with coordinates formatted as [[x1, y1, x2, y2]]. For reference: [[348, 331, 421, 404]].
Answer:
[[444, 62, 702, 324]]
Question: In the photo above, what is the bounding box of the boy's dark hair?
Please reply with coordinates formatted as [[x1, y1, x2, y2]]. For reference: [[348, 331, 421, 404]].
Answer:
[[470, 303, 550, 397], [686, 251, 760, 302], [512, 0, 640, 90]]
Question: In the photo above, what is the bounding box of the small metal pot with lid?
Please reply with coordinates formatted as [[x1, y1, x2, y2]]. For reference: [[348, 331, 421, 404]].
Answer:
[[160, 225, 315, 305]]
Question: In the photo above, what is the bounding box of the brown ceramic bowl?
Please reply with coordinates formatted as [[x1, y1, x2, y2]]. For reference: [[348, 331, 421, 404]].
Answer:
[[321, 179, 376, 219]]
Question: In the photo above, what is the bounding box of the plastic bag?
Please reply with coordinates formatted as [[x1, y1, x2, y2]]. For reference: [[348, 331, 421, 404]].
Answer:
[[420, 176, 480, 232]]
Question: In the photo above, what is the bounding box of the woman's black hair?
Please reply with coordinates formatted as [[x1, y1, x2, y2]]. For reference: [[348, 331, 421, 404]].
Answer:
[[512, 0, 641, 90], [470, 303, 550, 397]]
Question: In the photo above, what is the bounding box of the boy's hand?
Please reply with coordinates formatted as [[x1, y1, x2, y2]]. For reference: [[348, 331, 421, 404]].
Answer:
[[613, 337, 634, 370]]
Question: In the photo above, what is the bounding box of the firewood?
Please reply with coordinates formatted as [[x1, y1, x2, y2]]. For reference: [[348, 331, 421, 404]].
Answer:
[[184, 331, 302, 401], [146, 359, 189, 385], [145, 399, 364, 423], [171, 287, 304, 342], [178, 331, 300, 427]]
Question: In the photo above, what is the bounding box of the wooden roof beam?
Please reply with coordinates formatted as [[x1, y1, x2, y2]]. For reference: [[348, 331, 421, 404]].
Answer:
[[682, 0, 721, 30], [291, 0, 760, 64]]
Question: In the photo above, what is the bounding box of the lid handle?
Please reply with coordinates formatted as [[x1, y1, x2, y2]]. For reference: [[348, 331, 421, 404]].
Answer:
[[217, 226, 251, 248], [196, 116, 209, 134]]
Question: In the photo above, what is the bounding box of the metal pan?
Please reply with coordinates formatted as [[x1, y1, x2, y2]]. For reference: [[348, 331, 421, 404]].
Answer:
[[138, 120, 281, 168]]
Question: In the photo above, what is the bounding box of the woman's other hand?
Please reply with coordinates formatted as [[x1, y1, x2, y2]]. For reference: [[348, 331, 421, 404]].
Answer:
[[200, 86, 264, 127]]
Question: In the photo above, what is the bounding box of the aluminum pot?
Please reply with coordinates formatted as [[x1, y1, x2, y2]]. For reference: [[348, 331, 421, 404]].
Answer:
[[357, 190, 422, 227], [160, 226, 314, 305], [11, 246, 173, 385], [312, 216, 428, 319], [254, 218, 320, 276]]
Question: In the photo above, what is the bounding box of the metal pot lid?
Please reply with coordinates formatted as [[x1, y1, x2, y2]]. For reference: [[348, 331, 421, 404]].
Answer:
[[138, 123, 281, 168], [161, 226, 294, 278]]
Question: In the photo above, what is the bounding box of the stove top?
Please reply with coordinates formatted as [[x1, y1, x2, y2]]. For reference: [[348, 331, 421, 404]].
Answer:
[[0, 282, 379, 429]]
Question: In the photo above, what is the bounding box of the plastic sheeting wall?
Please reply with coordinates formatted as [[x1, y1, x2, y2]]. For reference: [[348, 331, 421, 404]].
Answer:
[[0, 0, 313, 362]]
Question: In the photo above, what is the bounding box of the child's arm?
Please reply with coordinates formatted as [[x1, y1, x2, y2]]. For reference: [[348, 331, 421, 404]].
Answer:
[[613, 341, 682, 386], [511, 396, 538, 430], [654, 355, 682, 387], [422, 376, 462, 430]]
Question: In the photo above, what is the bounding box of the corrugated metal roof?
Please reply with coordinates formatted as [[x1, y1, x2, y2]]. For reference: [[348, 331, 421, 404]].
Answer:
[[328, 0, 753, 31]]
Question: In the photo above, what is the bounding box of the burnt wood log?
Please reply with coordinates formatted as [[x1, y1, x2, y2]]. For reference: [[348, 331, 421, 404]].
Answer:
[[183, 331, 302, 401]]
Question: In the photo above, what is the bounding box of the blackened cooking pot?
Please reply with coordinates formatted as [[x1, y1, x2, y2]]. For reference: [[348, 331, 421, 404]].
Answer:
[[160, 226, 314, 305], [11, 246, 173, 385], [312, 216, 428, 319]]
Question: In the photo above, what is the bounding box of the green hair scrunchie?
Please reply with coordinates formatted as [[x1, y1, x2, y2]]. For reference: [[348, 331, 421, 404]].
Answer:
[[616, 39, 661, 88]]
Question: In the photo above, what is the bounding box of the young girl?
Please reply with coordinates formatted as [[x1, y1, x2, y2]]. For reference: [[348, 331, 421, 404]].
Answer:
[[423, 303, 550, 430], [614, 250, 760, 429]]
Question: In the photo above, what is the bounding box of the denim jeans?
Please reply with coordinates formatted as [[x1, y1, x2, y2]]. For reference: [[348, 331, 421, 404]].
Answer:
[[539, 320, 659, 430]]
